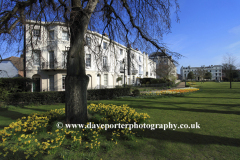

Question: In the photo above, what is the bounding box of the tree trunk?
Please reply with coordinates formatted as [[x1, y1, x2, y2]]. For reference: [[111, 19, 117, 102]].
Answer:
[[65, 75, 89, 124], [230, 69, 232, 89], [65, 7, 90, 124]]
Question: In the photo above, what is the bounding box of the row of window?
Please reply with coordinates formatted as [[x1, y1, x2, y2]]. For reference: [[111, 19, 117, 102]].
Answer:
[[32, 50, 145, 74], [31, 50, 98, 68], [184, 70, 221, 73], [33, 29, 69, 41], [192, 73, 221, 76], [49, 73, 155, 91], [33, 30, 142, 64], [62, 74, 109, 90], [86, 36, 143, 62], [33, 29, 141, 59], [117, 76, 136, 84]]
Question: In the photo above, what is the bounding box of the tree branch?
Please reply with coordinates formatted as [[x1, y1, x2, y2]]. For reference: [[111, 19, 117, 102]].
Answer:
[[121, 0, 165, 52], [0, 0, 37, 34]]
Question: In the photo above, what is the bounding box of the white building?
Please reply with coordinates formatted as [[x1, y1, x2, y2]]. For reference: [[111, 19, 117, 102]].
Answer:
[[180, 65, 222, 81], [149, 51, 177, 81], [24, 20, 156, 92]]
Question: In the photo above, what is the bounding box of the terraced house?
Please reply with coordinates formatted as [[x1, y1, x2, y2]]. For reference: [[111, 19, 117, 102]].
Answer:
[[23, 20, 156, 92], [180, 65, 222, 81]]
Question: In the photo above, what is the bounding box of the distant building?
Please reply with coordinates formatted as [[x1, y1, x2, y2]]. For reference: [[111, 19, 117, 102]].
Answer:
[[149, 50, 177, 81], [0, 56, 24, 78], [180, 65, 222, 81]]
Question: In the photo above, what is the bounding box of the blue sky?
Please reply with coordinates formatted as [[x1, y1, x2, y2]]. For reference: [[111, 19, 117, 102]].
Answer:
[[163, 0, 240, 73], [2, 0, 240, 74]]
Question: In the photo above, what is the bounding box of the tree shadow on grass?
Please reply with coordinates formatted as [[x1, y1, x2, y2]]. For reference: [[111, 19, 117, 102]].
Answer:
[[19, 107, 50, 113], [0, 125, 10, 130], [138, 129, 240, 147], [131, 104, 240, 115], [181, 96, 240, 99], [105, 98, 240, 115], [0, 110, 29, 130], [0, 110, 29, 120]]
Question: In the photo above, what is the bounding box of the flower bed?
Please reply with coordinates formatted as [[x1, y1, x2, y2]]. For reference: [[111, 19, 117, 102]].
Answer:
[[141, 87, 199, 96], [0, 104, 150, 159]]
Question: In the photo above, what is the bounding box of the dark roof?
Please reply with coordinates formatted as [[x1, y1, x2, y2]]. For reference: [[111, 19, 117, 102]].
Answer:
[[2, 56, 24, 71], [150, 51, 168, 57]]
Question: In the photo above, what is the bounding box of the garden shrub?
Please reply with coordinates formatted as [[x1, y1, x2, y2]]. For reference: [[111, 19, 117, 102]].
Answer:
[[0, 77, 32, 93], [159, 78, 166, 83], [0, 87, 9, 101], [150, 79, 159, 84], [132, 89, 140, 96]]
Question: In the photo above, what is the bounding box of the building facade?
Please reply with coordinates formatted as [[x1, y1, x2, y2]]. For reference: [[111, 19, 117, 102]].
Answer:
[[0, 56, 24, 78], [180, 65, 222, 81], [24, 20, 156, 92], [149, 51, 177, 82]]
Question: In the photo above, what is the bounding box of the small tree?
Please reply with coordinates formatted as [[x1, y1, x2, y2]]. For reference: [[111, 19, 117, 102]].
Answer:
[[116, 77, 122, 82], [196, 68, 206, 81], [222, 53, 239, 89], [204, 72, 212, 80], [187, 71, 195, 81]]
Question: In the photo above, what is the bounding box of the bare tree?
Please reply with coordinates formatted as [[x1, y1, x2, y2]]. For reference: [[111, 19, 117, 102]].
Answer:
[[150, 51, 177, 81], [222, 53, 238, 89], [156, 62, 172, 79], [196, 68, 206, 82], [0, 0, 182, 124]]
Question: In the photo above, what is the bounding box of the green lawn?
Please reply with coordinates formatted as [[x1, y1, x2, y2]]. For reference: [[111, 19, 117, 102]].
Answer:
[[0, 82, 240, 159]]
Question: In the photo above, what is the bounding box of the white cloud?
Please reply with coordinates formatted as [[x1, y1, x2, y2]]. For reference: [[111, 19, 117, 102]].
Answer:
[[228, 41, 240, 49], [228, 25, 240, 34], [164, 34, 189, 51]]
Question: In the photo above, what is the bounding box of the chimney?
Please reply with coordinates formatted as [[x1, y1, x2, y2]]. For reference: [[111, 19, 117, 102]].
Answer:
[[136, 48, 138, 51], [127, 44, 131, 48], [103, 33, 108, 37]]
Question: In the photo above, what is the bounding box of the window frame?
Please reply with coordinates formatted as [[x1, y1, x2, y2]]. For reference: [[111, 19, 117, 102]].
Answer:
[[104, 74, 108, 86], [33, 29, 40, 39], [33, 50, 41, 66], [103, 56, 107, 66], [62, 75, 66, 90], [103, 42, 107, 49], [49, 30, 54, 40], [86, 36, 91, 46], [62, 51, 68, 68], [86, 54, 91, 67], [120, 49, 123, 55], [62, 31, 69, 41], [49, 75, 54, 91]]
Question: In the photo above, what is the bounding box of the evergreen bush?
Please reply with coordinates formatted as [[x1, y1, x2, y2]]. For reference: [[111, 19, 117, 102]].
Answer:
[[132, 89, 140, 96]]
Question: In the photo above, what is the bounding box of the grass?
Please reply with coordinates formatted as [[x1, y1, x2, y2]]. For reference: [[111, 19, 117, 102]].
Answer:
[[1, 82, 240, 159]]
